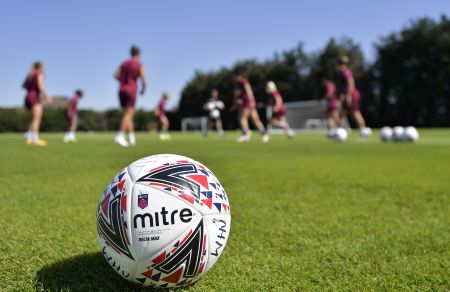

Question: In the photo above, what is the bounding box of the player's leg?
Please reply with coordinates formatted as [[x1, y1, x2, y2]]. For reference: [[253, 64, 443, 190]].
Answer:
[[126, 107, 136, 145], [30, 103, 46, 146], [338, 105, 347, 128], [69, 116, 78, 142], [64, 114, 71, 143], [352, 110, 371, 138], [25, 100, 34, 143], [237, 108, 251, 142], [272, 115, 294, 138], [115, 94, 130, 146], [352, 111, 366, 128], [159, 116, 170, 140], [349, 95, 371, 137], [216, 119, 224, 136], [249, 109, 269, 142]]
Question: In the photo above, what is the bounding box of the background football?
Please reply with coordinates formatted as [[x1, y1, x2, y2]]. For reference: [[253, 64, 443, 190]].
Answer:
[[96, 154, 231, 288], [380, 126, 393, 141], [392, 126, 406, 141], [404, 126, 419, 142], [334, 127, 348, 142]]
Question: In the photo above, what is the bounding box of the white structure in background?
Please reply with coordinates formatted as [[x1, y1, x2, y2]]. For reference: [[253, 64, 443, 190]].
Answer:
[[181, 99, 350, 133], [181, 116, 209, 134], [267, 99, 350, 132]]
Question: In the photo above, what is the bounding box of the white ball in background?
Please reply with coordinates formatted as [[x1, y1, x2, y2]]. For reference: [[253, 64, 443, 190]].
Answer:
[[404, 126, 419, 142], [334, 127, 348, 142], [392, 126, 405, 141], [210, 109, 220, 119], [380, 126, 393, 142]]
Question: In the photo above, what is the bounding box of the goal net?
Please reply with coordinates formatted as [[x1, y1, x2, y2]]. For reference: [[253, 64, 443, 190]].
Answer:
[[181, 116, 209, 134], [267, 100, 327, 131]]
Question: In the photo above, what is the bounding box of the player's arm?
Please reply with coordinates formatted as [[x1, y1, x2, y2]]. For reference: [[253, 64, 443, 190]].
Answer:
[[22, 77, 28, 89], [139, 66, 147, 95], [274, 94, 283, 111], [244, 83, 256, 105], [218, 101, 225, 110], [203, 102, 210, 111], [346, 77, 355, 105], [37, 74, 52, 104], [155, 102, 161, 116], [232, 88, 242, 109], [114, 67, 121, 81]]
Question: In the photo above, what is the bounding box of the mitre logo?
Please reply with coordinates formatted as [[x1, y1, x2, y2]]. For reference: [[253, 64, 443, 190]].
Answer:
[[133, 207, 193, 228]]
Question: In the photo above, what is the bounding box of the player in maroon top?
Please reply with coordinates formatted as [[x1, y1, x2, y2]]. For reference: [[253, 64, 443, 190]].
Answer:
[[233, 67, 269, 143], [114, 46, 147, 147], [22, 61, 52, 146], [266, 81, 294, 138], [155, 92, 170, 140], [323, 78, 340, 137], [336, 56, 371, 138], [63, 89, 83, 143]]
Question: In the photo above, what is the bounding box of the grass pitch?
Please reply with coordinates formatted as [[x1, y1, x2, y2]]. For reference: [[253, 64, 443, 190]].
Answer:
[[0, 130, 449, 291]]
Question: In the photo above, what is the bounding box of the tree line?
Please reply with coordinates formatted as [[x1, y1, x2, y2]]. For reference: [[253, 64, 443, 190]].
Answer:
[[179, 15, 450, 128]]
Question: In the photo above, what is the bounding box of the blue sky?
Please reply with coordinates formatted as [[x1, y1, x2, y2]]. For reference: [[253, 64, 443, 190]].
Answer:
[[0, 0, 448, 110]]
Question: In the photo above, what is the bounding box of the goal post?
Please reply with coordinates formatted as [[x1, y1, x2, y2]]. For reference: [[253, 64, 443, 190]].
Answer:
[[181, 116, 209, 134], [267, 100, 327, 131]]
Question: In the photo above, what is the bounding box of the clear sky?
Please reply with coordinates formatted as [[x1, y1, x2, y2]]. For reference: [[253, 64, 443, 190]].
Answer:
[[0, 0, 448, 110]]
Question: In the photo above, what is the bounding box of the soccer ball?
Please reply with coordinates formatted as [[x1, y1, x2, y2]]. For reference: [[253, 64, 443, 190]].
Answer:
[[334, 127, 348, 142], [96, 154, 231, 288], [210, 109, 220, 119], [392, 126, 405, 141], [404, 126, 419, 142], [380, 126, 393, 142], [360, 127, 372, 138]]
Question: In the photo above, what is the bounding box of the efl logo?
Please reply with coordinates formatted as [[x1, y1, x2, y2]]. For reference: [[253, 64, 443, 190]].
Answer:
[[137, 194, 148, 209]]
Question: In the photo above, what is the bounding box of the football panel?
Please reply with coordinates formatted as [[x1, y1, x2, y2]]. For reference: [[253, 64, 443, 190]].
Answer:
[[127, 154, 194, 182], [96, 168, 136, 277], [132, 156, 231, 216], [203, 213, 231, 274], [132, 216, 208, 288]]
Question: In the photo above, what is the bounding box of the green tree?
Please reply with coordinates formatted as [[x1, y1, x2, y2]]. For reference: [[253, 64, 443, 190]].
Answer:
[[373, 15, 450, 126]]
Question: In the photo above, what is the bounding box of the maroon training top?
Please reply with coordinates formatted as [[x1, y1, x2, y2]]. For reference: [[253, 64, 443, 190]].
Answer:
[[24, 72, 41, 99], [119, 59, 142, 96]]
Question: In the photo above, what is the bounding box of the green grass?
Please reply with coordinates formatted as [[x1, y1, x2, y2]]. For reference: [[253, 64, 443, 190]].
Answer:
[[0, 130, 449, 291]]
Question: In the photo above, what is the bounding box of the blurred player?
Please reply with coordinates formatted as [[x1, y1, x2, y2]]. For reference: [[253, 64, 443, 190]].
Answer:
[[63, 89, 83, 143], [155, 92, 170, 140], [22, 61, 52, 146], [336, 56, 371, 137], [114, 46, 147, 147], [233, 67, 269, 143], [203, 89, 225, 136], [266, 81, 294, 138], [323, 78, 339, 137]]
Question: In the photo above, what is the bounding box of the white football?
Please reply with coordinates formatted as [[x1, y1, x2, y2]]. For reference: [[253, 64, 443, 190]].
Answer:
[[360, 127, 372, 137], [334, 127, 348, 142], [392, 126, 405, 141], [210, 109, 220, 119], [96, 154, 231, 288], [404, 126, 419, 142], [380, 126, 393, 142]]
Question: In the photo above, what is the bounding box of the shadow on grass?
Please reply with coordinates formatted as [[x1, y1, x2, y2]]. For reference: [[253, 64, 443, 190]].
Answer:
[[35, 252, 159, 291]]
